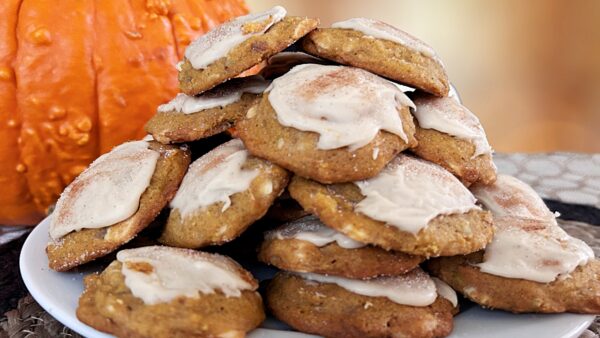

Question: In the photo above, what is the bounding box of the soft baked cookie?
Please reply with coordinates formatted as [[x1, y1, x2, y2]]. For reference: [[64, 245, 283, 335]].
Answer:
[[288, 155, 494, 257], [428, 175, 599, 314], [259, 216, 424, 279], [77, 246, 264, 338], [267, 270, 458, 338], [410, 94, 497, 186], [470, 174, 557, 222], [428, 251, 600, 314], [302, 18, 449, 96], [146, 76, 268, 144], [179, 6, 318, 95], [237, 64, 417, 184], [159, 139, 289, 248], [47, 141, 190, 271]]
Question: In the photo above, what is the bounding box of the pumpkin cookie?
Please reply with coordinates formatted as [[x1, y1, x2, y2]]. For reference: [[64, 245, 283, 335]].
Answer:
[[411, 94, 497, 186], [302, 18, 449, 96], [428, 175, 598, 313], [259, 216, 424, 279], [178, 6, 318, 95], [159, 139, 289, 248], [267, 270, 458, 338], [77, 246, 264, 338], [237, 64, 417, 184], [47, 141, 190, 271], [146, 76, 268, 144], [470, 174, 557, 222], [288, 155, 494, 257], [428, 250, 599, 314]]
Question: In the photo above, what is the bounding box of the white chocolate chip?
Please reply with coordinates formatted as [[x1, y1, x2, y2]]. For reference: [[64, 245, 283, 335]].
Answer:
[[261, 180, 273, 195], [246, 105, 258, 118]]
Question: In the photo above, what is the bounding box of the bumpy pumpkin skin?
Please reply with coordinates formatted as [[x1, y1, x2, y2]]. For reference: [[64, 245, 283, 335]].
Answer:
[[0, 0, 247, 226], [0, 0, 43, 224]]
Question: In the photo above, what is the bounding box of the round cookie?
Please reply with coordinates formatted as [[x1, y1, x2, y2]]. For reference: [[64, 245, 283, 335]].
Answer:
[[411, 94, 497, 186], [237, 64, 417, 184], [470, 174, 558, 222], [146, 76, 268, 144], [288, 155, 494, 257], [259, 216, 424, 279], [178, 6, 318, 96], [159, 139, 289, 248], [267, 271, 457, 338], [302, 18, 449, 96], [432, 175, 598, 313], [46, 141, 190, 272], [77, 246, 264, 337], [428, 252, 600, 314]]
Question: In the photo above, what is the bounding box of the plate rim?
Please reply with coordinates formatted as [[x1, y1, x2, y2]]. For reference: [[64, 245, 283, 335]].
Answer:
[[20, 216, 596, 338]]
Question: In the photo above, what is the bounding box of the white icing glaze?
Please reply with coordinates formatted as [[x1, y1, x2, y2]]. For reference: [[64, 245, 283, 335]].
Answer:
[[170, 139, 259, 217], [117, 246, 255, 305], [355, 154, 479, 234], [477, 217, 594, 283], [471, 175, 593, 282], [331, 18, 436, 58], [471, 175, 557, 222], [49, 141, 159, 240], [267, 64, 415, 150], [184, 6, 286, 69], [413, 96, 492, 158], [269, 215, 366, 249], [158, 76, 269, 114], [432, 277, 458, 307], [297, 268, 437, 307]]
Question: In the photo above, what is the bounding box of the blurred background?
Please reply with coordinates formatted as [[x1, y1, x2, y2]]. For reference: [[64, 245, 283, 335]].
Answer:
[[248, 0, 600, 153]]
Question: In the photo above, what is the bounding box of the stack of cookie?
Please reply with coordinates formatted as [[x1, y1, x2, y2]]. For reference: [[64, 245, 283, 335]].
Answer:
[[259, 215, 459, 337], [44, 5, 599, 338]]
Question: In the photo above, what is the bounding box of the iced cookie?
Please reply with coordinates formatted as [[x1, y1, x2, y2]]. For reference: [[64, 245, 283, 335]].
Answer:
[[267, 269, 458, 338], [411, 94, 497, 186], [178, 6, 318, 95], [259, 216, 424, 279], [159, 139, 289, 248], [302, 18, 449, 96], [428, 175, 600, 313], [428, 230, 599, 314], [470, 174, 557, 222], [237, 64, 417, 184], [288, 155, 494, 257], [77, 246, 264, 338], [47, 141, 190, 271], [146, 76, 269, 144]]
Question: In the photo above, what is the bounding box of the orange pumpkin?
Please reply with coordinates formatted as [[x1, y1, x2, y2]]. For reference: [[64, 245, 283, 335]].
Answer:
[[0, 0, 248, 225]]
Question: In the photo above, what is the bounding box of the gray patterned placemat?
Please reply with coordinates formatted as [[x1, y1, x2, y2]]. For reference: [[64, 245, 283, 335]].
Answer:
[[495, 153, 600, 208]]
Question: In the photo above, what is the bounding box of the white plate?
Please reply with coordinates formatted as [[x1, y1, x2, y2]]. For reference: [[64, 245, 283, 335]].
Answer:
[[21, 216, 595, 338]]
